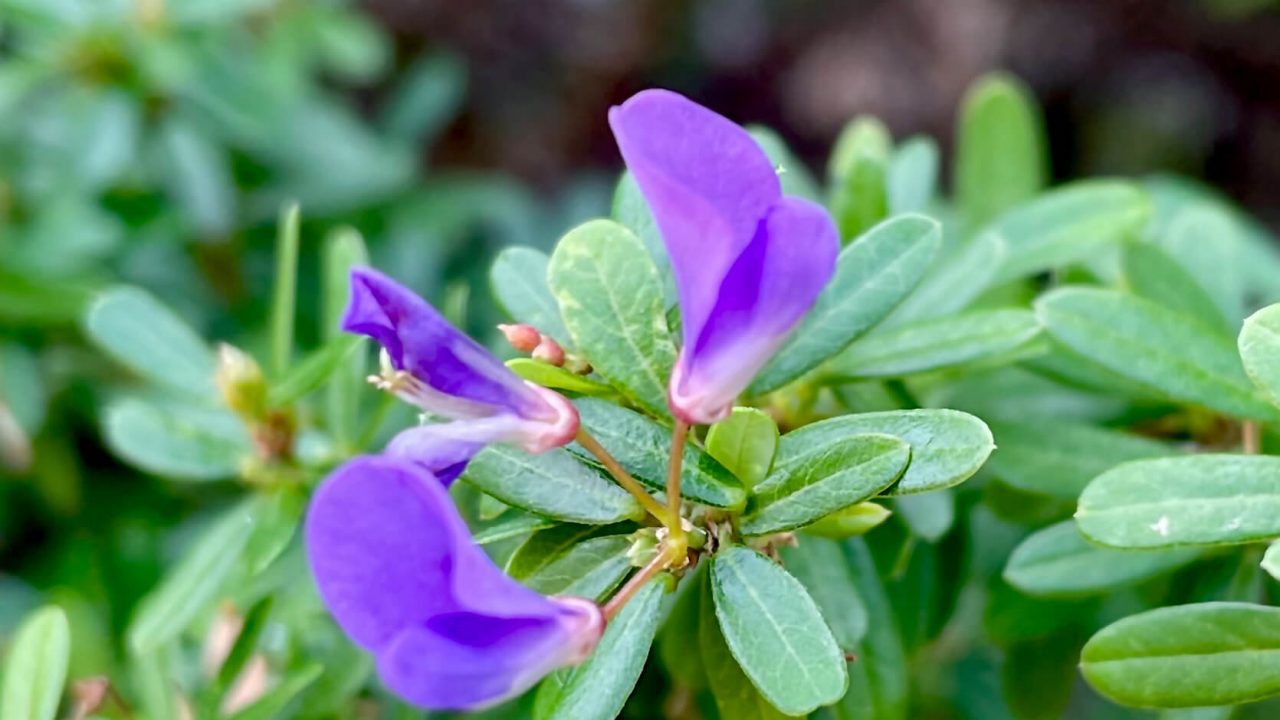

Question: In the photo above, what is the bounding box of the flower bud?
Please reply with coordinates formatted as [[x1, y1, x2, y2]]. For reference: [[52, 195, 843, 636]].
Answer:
[[498, 323, 541, 353], [215, 344, 267, 419], [532, 336, 566, 366]]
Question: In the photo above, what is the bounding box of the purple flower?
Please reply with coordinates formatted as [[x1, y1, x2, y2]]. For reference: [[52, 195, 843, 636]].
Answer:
[[344, 267, 578, 482], [609, 90, 839, 424], [306, 455, 604, 710]]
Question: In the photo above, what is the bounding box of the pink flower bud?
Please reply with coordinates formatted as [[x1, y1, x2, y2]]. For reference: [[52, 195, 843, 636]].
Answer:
[[532, 337, 566, 366], [498, 324, 541, 353]]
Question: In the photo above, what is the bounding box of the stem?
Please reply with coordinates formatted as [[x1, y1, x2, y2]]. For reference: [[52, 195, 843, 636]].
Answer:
[[270, 203, 300, 378], [602, 551, 669, 621], [1244, 420, 1261, 455], [576, 429, 669, 523], [666, 419, 690, 550]]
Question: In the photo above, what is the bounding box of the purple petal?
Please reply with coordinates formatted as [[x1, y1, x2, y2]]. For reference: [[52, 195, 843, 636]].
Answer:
[[384, 425, 483, 485], [671, 197, 838, 423], [305, 456, 602, 710], [343, 267, 546, 419], [609, 90, 781, 353]]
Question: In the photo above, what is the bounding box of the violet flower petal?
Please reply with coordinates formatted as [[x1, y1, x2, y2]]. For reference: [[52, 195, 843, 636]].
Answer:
[[672, 197, 838, 420], [343, 267, 548, 419], [305, 455, 602, 710], [608, 89, 781, 351]]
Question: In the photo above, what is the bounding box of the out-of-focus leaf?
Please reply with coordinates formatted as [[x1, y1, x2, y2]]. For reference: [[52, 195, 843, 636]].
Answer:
[[1162, 206, 1247, 328], [491, 246, 572, 343], [828, 309, 1041, 379], [0, 269, 94, 326], [548, 220, 677, 416], [828, 116, 891, 240], [705, 407, 779, 490], [84, 286, 215, 396], [128, 502, 256, 654], [833, 538, 908, 720], [895, 491, 955, 542], [887, 136, 939, 215], [268, 335, 361, 407], [1124, 241, 1230, 334], [773, 409, 994, 496], [742, 433, 908, 536], [463, 445, 642, 524], [160, 114, 236, 238], [270, 204, 299, 377], [711, 545, 847, 715], [1005, 520, 1200, 596], [322, 228, 368, 448], [571, 398, 746, 510], [955, 73, 1047, 228], [1240, 303, 1280, 410], [0, 605, 70, 720], [225, 664, 323, 720], [103, 398, 250, 481], [986, 418, 1174, 499], [880, 231, 1007, 328], [989, 180, 1149, 282], [1081, 602, 1280, 708], [749, 125, 820, 201], [780, 536, 869, 648], [1037, 287, 1279, 420], [534, 579, 664, 720], [1078, 455, 1280, 548], [805, 502, 893, 539], [381, 52, 466, 147], [752, 215, 941, 393]]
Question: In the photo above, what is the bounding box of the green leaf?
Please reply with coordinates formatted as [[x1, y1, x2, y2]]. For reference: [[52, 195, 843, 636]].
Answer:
[[828, 116, 891, 240], [83, 286, 215, 396], [1, 606, 70, 720], [1037, 287, 1279, 420], [751, 214, 942, 394], [0, 269, 94, 326], [548, 220, 677, 415], [985, 418, 1174, 499], [887, 136, 939, 215], [128, 502, 256, 653], [827, 309, 1041, 379], [1005, 520, 1200, 597], [780, 536, 869, 647], [161, 114, 236, 238], [506, 358, 617, 397], [1264, 539, 1280, 582], [805, 502, 893, 539], [610, 172, 670, 291], [699, 572, 790, 720], [103, 398, 250, 481], [471, 514, 557, 546], [749, 125, 820, 201], [954, 73, 1047, 228], [1077, 455, 1280, 548], [832, 538, 908, 720], [268, 335, 361, 408], [1124, 241, 1229, 334], [773, 409, 994, 496], [535, 578, 665, 720], [242, 490, 303, 575], [1163, 206, 1247, 328], [507, 525, 634, 601], [1240, 303, 1280, 410], [894, 491, 955, 542], [491, 246, 572, 343], [270, 203, 300, 377], [712, 545, 848, 714], [743, 433, 909, 536], [879, 231, 1007, 327], [571, 398, 746, 510], [225, 664, 323, 720], [705, 407, 779, 490], [1081, 602, 1280, 708], [989, 180, 1150, 282], [322, 227, 369, 448], [462, 445, 643, 524]]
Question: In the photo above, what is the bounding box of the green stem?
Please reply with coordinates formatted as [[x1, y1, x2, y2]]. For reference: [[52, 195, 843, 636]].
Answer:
[[270, 203, 301, 378], [576, 429, 669, 524], [666, 419, 690, 553]]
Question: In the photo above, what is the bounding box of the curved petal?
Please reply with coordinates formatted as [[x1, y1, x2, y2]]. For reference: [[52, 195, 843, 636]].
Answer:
[[671, 197, 838, 423], [378, 601, 600, 711], [608, 90, 781, 350], [384, 424, 486, 485], [342, 267, 547, 418], [305, 456, 560, 651]]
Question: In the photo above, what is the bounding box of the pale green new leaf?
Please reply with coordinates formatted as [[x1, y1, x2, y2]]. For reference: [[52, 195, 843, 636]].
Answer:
[[1077, 455, 1280, 548], [955, 73, 1047, 229], [751, 214, 942, 394], [1, 606, 70, 720], [828, 116, 891, 240], [1082, 602, 1280, 708], [705, 407, 779, 490], [711, 545, 848, 715], [506, 358, 617, 397], [805, 502, 893, 539], [548, 220, 677, 415]]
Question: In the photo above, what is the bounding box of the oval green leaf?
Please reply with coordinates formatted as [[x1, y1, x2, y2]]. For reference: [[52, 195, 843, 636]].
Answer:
[[548, 219, 677, 416], [1005, 520, 1199, 597], [954, 73, 1047, 229], [1240, 303, 1280, 410], [103, 398, 250, 481], [828, 309, 1041, 379], [743, 433, 909, 536], [1077, 455, 1280, 548], [1, 606, 70, 720], [462, 445, 643, 525], [1082, 602, 1280, 708], [491, 246, 572, 343], [705, 407, 779, 490], [83, 286, 215, 396], [507, 525, 634, 601]]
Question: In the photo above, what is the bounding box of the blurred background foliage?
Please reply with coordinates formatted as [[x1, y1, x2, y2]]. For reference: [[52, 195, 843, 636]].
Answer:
[[4, 0, 1280, 718]]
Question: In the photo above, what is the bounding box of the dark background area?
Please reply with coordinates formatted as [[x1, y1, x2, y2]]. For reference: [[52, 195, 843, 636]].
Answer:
[[366, 0, 1280, 228]]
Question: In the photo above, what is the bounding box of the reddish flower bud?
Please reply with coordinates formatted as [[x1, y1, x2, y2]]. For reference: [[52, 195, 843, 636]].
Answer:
[[498, 324, 541, 353], [532, 336, 566, 366]]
